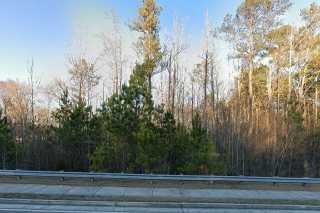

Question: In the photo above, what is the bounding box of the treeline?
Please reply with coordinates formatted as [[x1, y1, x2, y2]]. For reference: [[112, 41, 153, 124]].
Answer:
[[0, 0, 320, 177], [0, 64, 223, 174], [218, 0, 320, 177]]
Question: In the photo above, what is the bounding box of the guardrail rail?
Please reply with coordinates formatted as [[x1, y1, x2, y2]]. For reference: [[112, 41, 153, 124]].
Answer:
[[0, 170, 320, 186]]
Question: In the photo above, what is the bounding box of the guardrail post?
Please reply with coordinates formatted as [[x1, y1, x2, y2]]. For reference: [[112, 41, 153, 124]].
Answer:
[[60, 177, 65, 182], [90, 177, 95, 183]]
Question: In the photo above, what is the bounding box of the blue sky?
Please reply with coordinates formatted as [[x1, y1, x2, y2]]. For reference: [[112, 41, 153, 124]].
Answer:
[[0, 0, 318, 82]]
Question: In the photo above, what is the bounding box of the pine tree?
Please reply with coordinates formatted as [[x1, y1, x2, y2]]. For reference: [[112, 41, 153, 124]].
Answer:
[[132, 0, 162, 92], [90, 64, 153, 172], [0, 108, 15, 169], [221, 0, 292, 131], [53, 89, 94, 171], [90, 64, 224, 174]]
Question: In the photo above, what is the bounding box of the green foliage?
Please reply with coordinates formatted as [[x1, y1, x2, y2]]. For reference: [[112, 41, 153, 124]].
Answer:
[[132, 0, 163, 91], [304, 130, 320, 177], [177, 113, 224, 174], [90, 64, 224, 174], [133, 0, 162, 66], [0, 109, 16, 169], [53, 91, 93, 146], [52, 89, 97, 171]]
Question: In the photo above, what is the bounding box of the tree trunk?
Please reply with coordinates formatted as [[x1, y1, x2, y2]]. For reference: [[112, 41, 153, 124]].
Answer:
[[168, 52, 172, 111], [203, 51, 209, 129]]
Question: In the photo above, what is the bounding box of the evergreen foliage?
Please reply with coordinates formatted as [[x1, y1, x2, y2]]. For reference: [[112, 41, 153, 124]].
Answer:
[[0, 109, 15, 169], [89, 64, 223, 174], [52, 89, 97, 171]]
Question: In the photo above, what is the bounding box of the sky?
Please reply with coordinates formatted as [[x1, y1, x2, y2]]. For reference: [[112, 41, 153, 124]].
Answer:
[[0, 0, 318, 84]]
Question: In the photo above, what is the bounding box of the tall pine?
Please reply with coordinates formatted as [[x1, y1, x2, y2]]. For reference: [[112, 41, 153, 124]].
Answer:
[[132, 0, 162, 92]]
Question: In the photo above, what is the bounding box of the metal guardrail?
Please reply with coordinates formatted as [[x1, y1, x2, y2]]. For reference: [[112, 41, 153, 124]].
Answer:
[[0, 170, 320, 185]]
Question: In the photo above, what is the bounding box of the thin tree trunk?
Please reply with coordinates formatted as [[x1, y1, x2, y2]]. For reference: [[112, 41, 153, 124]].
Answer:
[[168, 52, 172, 111], [248, 16, 254, 137], [203, 51, 208, 129], [315, 87, 318, 127], [171, 60, 177, 114]]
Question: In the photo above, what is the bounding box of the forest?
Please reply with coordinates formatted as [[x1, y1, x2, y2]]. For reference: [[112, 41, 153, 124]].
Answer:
[[0, 0, 320, 177]]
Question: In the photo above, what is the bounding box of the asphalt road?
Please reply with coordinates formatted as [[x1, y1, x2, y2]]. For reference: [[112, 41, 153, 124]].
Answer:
[[0, 199, 319, 213]]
